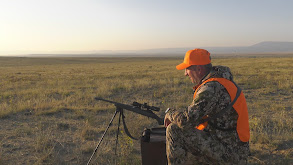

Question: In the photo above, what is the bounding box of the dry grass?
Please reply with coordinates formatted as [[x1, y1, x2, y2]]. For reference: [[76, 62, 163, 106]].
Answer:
[[0, 56, 292, 164]]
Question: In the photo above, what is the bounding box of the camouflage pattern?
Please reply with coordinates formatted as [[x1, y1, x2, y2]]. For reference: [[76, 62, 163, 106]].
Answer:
[[166, 66, 250, 165]]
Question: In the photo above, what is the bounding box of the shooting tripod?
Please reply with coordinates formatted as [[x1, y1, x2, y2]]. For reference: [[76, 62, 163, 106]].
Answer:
[[86, 98, 163, 165], [87, 106, 129, 165]]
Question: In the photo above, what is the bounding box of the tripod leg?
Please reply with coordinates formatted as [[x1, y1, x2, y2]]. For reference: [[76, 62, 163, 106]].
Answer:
[[87, 109, 119, 165], [115, 110, 122, 156]]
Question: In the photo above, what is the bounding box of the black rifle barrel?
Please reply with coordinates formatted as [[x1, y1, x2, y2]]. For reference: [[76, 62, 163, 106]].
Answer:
[[95, 97, 164, 125]]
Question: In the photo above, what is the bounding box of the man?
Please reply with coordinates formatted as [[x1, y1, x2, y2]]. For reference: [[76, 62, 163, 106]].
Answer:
[[164, 49, 250, 165]]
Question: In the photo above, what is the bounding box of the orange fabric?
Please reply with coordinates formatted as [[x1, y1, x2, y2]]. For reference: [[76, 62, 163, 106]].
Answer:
[[193, 78, 250, 142], [195, 116, 208, 130], [176, 49, 211, 70]]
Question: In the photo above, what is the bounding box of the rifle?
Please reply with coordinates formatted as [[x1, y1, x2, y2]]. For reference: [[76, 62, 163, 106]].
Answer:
[[87, 97, 164, 165], [95, 97, 164, 125]]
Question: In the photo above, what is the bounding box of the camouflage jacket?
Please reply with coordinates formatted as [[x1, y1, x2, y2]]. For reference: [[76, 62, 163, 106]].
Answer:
[[168, 65, 249, 147]]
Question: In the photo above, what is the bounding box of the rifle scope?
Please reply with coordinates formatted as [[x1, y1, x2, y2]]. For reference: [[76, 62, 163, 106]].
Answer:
[[132, 102, 160, 111]]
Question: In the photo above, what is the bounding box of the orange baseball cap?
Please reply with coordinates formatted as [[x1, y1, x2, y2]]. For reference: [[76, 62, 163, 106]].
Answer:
[[176, 49, 211, 70]]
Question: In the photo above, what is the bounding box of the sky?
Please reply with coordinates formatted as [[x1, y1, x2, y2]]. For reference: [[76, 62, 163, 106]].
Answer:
[[1, 0, 293, 55]]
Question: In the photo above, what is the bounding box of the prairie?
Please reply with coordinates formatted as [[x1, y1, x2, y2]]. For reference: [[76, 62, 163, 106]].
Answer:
[[0, 56, 292, 164]]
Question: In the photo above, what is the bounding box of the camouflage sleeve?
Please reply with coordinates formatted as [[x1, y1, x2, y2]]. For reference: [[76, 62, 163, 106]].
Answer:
[[168, 81, 230, 128]]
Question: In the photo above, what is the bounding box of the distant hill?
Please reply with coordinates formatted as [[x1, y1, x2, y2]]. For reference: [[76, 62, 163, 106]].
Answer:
[[204, 41, 293, 54], [133, 41, 293, 55], [1, 41, 293, 57], [89, 41, 293, 56], [249, 41, 293, 52]]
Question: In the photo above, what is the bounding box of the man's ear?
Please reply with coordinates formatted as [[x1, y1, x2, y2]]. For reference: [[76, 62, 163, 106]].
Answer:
[[197, 65, 202, 73]]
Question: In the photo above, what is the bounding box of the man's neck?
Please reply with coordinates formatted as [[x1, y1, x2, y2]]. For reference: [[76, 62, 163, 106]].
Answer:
[[193, 70, 212, 90], [200, 70, 212, 83]]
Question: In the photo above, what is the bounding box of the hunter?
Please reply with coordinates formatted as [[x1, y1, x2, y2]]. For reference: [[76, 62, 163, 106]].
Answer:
[[164, 49, 250, 165]]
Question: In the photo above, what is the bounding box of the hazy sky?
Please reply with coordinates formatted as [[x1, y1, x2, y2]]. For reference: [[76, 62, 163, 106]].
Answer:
[[1, 0, 293, 54]]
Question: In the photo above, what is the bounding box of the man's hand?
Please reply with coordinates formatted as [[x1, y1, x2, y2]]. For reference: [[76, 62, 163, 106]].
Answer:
[[164, 113, 172, 128]]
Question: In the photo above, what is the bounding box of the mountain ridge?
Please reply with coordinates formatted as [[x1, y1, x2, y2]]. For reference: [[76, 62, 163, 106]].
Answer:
[[1, 41, 293, 56], [92, 41, 293, 55]]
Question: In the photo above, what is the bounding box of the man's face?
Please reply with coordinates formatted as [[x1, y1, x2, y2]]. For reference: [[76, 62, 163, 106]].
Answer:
[[185, 66, 201, 84]]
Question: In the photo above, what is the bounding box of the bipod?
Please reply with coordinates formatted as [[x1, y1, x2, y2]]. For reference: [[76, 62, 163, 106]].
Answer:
[[87, 106, 123, 165]]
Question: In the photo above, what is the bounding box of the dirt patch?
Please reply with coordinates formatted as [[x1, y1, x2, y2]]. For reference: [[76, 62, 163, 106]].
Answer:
[[0, 109, 107, 164]]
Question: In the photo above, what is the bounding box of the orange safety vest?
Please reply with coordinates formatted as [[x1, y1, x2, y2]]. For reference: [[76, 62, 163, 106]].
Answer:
[[193, 78, 250, 142]]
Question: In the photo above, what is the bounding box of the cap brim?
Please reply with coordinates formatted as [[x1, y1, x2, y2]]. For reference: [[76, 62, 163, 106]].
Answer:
[[176, 63, 191, 70]]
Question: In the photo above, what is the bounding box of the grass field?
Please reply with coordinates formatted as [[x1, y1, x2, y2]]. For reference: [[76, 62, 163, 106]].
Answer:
[[0, 56, 292, 164]]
